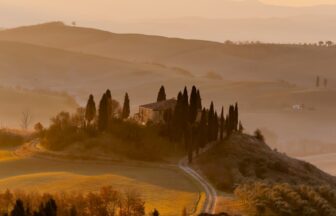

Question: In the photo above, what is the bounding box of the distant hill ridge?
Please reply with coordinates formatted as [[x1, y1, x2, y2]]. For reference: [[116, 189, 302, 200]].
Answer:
[[1, 22, 336, 87]]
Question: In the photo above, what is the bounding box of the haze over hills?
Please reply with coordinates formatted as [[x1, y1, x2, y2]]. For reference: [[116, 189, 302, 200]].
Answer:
[[1, 22, 336, 87], [0, 22, 336, 161]]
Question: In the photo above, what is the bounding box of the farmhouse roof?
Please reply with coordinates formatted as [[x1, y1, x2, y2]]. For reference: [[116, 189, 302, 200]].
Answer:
[[140, 98, 177, 111]]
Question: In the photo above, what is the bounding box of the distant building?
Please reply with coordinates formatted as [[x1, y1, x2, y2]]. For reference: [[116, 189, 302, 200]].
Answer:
[[135, 98, 177, 124]]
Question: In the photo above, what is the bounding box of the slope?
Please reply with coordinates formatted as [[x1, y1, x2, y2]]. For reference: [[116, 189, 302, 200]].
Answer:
[[1, 22, 336, 86]]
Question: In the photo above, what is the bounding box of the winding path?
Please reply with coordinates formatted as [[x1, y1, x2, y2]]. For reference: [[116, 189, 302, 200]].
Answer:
[[179, 158, 217, 214]]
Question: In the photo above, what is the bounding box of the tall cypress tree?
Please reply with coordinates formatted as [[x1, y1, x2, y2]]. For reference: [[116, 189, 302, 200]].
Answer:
[[196, 89, 202, 110], [207, 102, 215, 142], [189, 86, 198, 123], [157, 85, 166, 102], [199, 108, 207, 148], [234, 102, 239, 131], [122, 93, 130, 119], [220, 107, 224, 140], [85, 94, 96, 126], [105, 89, 112, 122], [214, 112, 219, 141], [227, 105, 235, 136], [173, 92, 184, 142], [182, 87, 189, 133], [98, 93, 108, 131]]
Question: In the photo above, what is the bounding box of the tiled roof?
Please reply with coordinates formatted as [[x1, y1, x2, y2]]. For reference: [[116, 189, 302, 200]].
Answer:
[[140, 98, 177, 111]]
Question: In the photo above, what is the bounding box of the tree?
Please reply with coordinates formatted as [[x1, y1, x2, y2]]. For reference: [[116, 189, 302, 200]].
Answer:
[[324, 78, 328, 88], [238, 121, 244, 133], [234, 103, 239, 131], [207, 102, 215, 142], [98, 93, 108, 131], [34, 122, 44, 133], [11, 199, 25, 216], [214, 112, 219, 141], [189, 86, 198, 123], [199, 109, 207, 148], [152, 209, 160, 216], [316, 76, 320, 87], [318, 41, 324, 46], [172, 92, 184, 142], [21, 110, 33, 130], [220, 107, 225, 140], [157, 86, 166, 102], [105, 89, 113, 122], [122, 93, 130, 119], [326, 41, 333, 47], [85, 94, 96, 126], [196, 90, 202, 110], [254, 129, 265, 142]]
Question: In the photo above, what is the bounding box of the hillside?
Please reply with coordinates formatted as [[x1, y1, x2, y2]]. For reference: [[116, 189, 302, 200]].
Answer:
[[195, 134, 336, 215], [1, 22, 336, 86], [0, 40, 190, 104], [195, 134, 336, 191]]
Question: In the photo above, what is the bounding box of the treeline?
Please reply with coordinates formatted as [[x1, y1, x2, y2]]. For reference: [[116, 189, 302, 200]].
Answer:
[[0, 187, 145, 216], [235, 182, 336, 216], [159, 85, 241, 163], [38, 85, 241, 161]]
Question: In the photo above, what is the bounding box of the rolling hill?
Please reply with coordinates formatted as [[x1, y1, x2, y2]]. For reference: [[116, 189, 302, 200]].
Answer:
[[0, 22, 336, 87], [0, 22, 336, 158]]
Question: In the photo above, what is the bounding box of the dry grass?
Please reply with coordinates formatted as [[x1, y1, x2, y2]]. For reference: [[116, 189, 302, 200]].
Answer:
[[0, 157, 201, 216]]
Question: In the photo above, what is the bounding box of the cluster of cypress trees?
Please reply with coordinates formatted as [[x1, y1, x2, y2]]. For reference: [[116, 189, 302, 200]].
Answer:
[[161, 85, 241, 163], [84, 89, 130, 131]]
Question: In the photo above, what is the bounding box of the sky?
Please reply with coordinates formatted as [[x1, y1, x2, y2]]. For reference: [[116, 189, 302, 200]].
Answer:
[[2, 0, 336, 43], [2, 0, 336, 23]]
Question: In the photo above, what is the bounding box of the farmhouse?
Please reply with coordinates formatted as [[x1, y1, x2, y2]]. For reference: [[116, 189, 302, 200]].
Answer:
[[136, 98, 177, 124]]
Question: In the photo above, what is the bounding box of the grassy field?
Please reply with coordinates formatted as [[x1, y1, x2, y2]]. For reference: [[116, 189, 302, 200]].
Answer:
[[0, 151, 201, 215]]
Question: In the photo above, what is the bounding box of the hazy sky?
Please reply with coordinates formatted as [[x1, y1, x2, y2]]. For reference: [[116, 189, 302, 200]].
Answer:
[[2, 0, 336, 43], [2, 0, 336, 23]]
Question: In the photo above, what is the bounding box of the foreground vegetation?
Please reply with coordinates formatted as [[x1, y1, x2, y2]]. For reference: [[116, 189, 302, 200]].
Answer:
[[0, 186, 145, 216], [235, 182, 336, 216]]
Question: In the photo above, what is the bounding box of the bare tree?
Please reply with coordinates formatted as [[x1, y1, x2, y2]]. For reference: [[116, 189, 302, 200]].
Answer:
[[21, 110, 33, 130]]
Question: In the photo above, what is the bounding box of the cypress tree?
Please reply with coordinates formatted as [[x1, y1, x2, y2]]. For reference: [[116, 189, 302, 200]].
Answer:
[[234, 103, 239, 131], [105, 89, 112, 122], [196, 89, 202, 110], [157, 85, 166, 102], [189, 86, 198, 123], [220, 107, 225, 140], [98, 93, 108, 131], [207, 102, 215, 142], [182, 87, 189, 135], [199, 108, 207, 148], [122, 93, 130, 119], [85, 94, 96, 126], [172, 92, 184, 142], [227, 105, 235, 136], [214, 112, 219, 141], [239, 121, 244, 133]]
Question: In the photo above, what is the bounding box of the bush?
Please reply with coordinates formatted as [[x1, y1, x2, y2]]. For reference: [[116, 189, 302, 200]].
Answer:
[[254, 129, 265, 142]]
